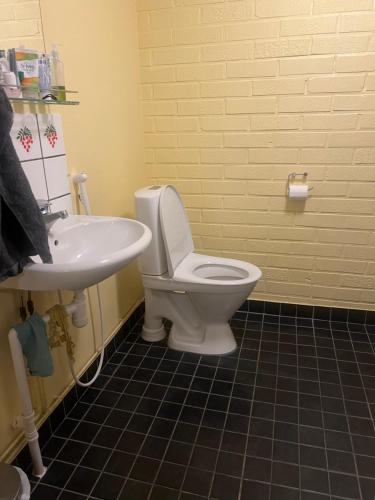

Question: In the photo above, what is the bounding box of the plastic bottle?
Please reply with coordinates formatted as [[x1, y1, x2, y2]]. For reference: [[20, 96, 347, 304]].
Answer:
[[50, 44, 66, 101], [38, 54, 52, 99]]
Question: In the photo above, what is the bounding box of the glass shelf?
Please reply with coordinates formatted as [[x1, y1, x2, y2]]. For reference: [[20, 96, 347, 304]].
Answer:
[[9, 96, 79, 105], [2, 85, 79, 105]]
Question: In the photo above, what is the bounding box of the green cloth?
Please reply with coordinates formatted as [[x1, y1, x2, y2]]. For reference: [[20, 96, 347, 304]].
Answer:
[[13, 313, 53, 377]]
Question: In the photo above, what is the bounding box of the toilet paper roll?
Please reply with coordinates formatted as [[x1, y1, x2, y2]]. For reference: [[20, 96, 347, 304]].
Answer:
[[288, 183, 309, 199]]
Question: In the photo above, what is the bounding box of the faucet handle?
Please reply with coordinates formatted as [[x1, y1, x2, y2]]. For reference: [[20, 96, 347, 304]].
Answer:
[[37, 199, 51, 215]]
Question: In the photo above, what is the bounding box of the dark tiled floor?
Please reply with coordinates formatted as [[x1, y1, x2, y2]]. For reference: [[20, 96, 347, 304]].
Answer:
[[30, 308, 375, 499]]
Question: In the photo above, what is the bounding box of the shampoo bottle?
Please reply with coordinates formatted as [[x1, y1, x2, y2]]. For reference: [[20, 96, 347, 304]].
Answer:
[[50, 44, 66, 101]]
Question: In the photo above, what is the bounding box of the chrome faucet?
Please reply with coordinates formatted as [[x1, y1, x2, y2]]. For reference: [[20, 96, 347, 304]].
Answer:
[[43, 210, 69, 229], [37, 199, 69, 229]]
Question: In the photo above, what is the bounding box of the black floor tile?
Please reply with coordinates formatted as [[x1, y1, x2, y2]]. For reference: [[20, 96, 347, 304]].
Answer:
[[31, 484, 60, 499], [130, 456, 160, 482], [330, 471, 360, 499], [272, 461, 300, 489], [271, 484, 299, 500], [140, 435, 169, 460], [24, 306, 375, 500], [216, 451, 243, 477], [64, 466, 98, 495], [211, 473, 240, 500], [301, 466, 330, 495], [273, 440, 299, 464], [91, 472, 125, 500], [56, 440, 88, 464], [244, 456, 271, 482], [150, 485, 180, 500], [94, 425, 122, 448], [116, 430, 145, 454], [119, 479, 151, 500], [80, 445, 111, 470], [190, 445, 217, 471], [156, 462, 186, 489], [40, 461, 75, 489], [327, 449, 356, 474], [104, 450, 136, 476], [182, 467, 212, 496], [58, 491, 86, 500], [241, 480, 270, 500], [42, 436, 65, 459]]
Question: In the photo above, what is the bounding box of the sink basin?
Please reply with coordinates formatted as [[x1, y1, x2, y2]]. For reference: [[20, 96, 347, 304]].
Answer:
[[1, 215, 152, 291]]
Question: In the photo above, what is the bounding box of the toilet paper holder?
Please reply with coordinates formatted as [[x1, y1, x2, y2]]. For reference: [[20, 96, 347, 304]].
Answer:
[[287, 172, 313, 197]]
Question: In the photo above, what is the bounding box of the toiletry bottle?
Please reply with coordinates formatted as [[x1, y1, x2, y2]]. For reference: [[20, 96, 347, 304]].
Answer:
[[0, 54, 20, 98], [38, 54, 52, 99], [50, 44, 66, 101], [0, 50, 10, 76], [7, 48, 21, 89], [15, 47, 40, 99]]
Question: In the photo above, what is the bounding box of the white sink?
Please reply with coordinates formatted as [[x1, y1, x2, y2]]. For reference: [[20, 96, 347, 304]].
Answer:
[[1, 215, 152, 291]]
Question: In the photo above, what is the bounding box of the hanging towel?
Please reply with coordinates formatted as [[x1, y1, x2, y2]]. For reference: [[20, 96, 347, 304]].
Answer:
[[47, 305, 75, 361], [0, 87, 52, 282], [13, 314, 54, 377]]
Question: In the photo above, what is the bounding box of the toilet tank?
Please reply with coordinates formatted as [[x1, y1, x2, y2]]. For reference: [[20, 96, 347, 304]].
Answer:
[[135, 186, 168, 276]]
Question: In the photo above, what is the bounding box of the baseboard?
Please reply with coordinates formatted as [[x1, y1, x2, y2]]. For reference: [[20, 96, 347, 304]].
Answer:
[[239, 299, 375, 325]]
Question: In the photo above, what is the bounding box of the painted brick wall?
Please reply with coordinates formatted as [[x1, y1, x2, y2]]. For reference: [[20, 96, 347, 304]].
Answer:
[[0, 1, 44, 51], [137, 0, 375, 310]]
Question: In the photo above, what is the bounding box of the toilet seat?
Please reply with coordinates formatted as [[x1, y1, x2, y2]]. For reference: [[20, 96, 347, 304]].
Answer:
[[174, 253, 261, 293], [159, 185, 194, 277], [157, 186, 261, 293]]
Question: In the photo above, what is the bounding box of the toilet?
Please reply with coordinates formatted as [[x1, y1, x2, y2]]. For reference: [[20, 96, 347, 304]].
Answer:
[[135, 185, 262, 355]]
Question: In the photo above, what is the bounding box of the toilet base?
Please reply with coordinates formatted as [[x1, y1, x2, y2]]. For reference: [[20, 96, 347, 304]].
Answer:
[[168, 322, 237, 356], [141, 324, 167, 342]]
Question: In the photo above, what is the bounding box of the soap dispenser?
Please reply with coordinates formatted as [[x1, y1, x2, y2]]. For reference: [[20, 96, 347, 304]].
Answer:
[[50, 43, 66, 101]]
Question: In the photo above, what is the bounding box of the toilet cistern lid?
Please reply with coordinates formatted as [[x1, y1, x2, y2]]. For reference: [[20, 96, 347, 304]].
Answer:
[[159, 185, 194, 276]]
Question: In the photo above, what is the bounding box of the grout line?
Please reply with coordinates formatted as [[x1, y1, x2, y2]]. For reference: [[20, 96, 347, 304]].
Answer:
[[312, 312, 332, 499], [237, 310, 266, 500], [328, 319, 364, 500], [174, 350, 220, 500], [268, 314, 281, 500], [205, 316, 249, 499]]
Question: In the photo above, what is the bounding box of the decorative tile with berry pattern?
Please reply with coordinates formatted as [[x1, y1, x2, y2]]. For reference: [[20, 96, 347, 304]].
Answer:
[[37, 113, 66, 158], [10, 113, 42, 161]]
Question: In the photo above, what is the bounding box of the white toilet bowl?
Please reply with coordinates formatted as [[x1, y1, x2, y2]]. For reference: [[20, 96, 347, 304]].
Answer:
[[135, 185, 262, 355]]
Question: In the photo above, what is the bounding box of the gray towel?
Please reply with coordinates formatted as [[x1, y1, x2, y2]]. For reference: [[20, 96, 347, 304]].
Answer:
[[13, 313, 54, 377], [0, 87, 52, 282]]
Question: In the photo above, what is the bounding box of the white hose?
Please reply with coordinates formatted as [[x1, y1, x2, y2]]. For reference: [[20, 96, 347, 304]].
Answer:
[[60, 172, 106, 387], [67, 284, 105, 387]]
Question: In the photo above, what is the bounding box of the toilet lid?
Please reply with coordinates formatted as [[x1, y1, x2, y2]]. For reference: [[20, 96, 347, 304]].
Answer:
[[159, 185, 194, 276]]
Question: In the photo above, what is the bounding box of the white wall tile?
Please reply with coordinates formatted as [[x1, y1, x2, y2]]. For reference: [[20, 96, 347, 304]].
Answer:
[[44, 156, 70, 199], [21, 159, 48, 200], [37, 113, 66, 158], [49, 194, 73, 215], [10, 113, 42, 161]]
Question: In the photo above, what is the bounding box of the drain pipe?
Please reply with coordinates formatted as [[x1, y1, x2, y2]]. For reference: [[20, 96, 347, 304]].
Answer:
[[8, 330, 46, 478], [8, 291, 88, 478]]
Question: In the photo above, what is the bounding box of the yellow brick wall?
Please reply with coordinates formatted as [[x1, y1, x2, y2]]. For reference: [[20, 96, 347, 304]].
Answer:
[[0, 1, 44, 51], [138, 0, 375, 310]]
